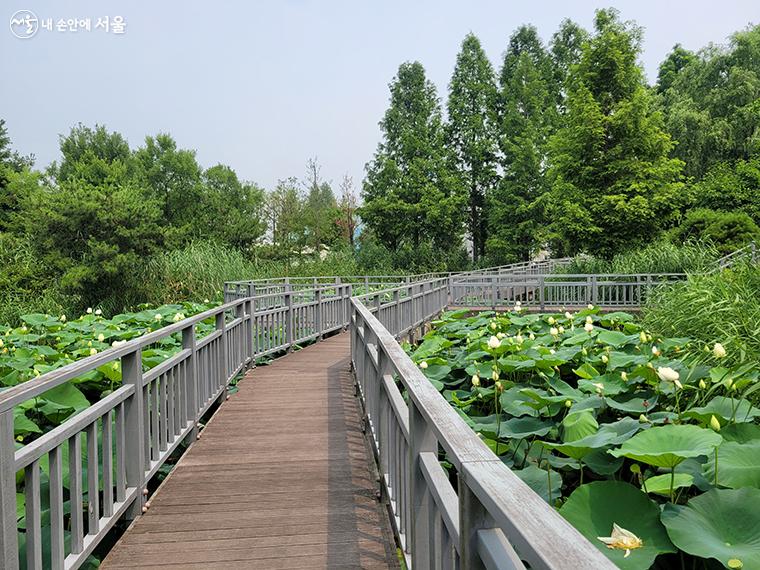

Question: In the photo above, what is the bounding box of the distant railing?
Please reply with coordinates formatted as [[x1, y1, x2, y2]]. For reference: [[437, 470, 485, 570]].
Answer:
[[714, 241, 757, 270], [350, 280, 614, 569], [0, 284, 353, 570], [451, 272, 687, 309]]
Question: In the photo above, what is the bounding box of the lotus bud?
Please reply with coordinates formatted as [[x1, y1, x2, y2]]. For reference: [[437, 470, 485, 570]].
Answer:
[[495, 380, 504, 393], [87, 340, 92, 347], [699, 379, 707, 390], [491, 369, 499, 382], [471, 375, 480, 387], [60, 315, 66, 322], [709, 415, 721, 432], [97, 333, 105, 343], [712, 342, 727, 359], [728, 559, 744, 569], [549, 349, 556, 354], [593, 382, 604, 394], [565, 311, 572, 320], [487, 336, 500, 349], [154, 313, 162, 321], [419, 361, 428, 370], [550, 327, 559, 336], [89, 348, 97, 356], [584, 322, 594, 333], [651, 346, 660, 356], [601, 354, 608, 364], [0, 339, 3, 348], [587, 304, 594, 309], [565, 400, 572, 408], [639, 414, 649, 423], [639, 331, 647, 343], [490, 322, 497, 331], [558, 326, 565, 334], [630, 463, 641, 473], [529, 333, 535, 340], [621, 371, 628, 381], [585, 316, 593, 324], [497, 332, 505, 339], [582, 348, 588, 356], [548, 317, 556, 325], [515, 334, 523, 344]]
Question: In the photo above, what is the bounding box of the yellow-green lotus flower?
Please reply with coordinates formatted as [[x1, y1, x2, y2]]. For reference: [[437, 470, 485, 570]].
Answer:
[[419, 361, 428, 370], [488, 336, 500, 349], [710, 415, 721, 431], [713, 342, 727, 359], [471, 374, 480, 387], [597, 523, 643, 558]]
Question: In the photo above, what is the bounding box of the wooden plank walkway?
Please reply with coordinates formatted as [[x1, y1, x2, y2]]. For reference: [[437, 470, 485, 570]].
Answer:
[[102, 334, 400, 569]]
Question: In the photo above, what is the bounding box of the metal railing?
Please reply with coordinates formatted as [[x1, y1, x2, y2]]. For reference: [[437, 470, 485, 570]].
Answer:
[[350, 280, 614, 569], [451, 272, 687, 309], [714, 241, 757, 270], [0, 284, 353, 570]]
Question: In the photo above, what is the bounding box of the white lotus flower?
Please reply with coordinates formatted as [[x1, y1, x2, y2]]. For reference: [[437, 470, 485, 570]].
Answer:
[[584, 322, 594, 333], [488, 336, 501, 349], [549, 327, 559, 336], [558, 326, 565, 334], [419, 361, 428, 370], [86, 307, 93, 314], [173, 313, 185, 322], [587, 304, 594, 310], [713, 343, 727, 359], [565, 311, 572, 319], [547, 317, 556, 325], [515, 334, 524, 344], [515, 300, 521, 306], [60, 315, 66, 322], [651, 346, 661, 357], [89, 348, 97, 356], [154, 314, 162, 321], [491, 369, 499, 381], [513, 305, 522, 312], [601, 354, 609, 364], [597, 523, 643, 558], [97, 334, 105, 343], [529, 333, 535, 340], [657, 366, 682, 389], [95, 309, 102, 316], [585, 316, 593, 325], [471, 374, 480, 387]]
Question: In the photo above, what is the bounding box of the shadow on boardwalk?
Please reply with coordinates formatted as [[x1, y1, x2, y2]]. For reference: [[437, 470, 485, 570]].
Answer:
[[101, 334, 400, 569]]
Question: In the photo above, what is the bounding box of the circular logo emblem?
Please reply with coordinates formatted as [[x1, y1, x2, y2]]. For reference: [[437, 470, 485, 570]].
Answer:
[[10, 9, 38, 39]]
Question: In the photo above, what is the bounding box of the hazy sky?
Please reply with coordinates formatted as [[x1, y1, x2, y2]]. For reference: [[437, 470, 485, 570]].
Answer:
[[1, 1, 757, 192]]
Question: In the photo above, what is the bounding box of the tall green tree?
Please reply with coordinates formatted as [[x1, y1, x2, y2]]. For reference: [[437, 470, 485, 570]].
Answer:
[[549, 19, 588, 110], [487, 26, 556, 262], [362, 62, 464, 255], [0, 119, 35, 230], [446, 33, 498, 262], [547, 9, 685, 257], [659, 25, 760, 179], [52, 123, 133, 187], [302, 158, 340, 249]]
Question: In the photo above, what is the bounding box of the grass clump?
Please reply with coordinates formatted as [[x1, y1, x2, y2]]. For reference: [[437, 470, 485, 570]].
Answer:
[[643, 263, 760, 365]]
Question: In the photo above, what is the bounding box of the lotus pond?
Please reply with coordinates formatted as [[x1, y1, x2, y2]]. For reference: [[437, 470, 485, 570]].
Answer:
[[408, 307, 760, 570]]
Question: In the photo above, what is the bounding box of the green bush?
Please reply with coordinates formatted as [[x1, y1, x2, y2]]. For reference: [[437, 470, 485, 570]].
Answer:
[[561, 241, 720, 274], [643, 263, 760, 364], [671, 209, 760, 255]]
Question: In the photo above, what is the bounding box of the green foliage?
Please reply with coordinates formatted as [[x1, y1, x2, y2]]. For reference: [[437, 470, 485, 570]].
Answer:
[[362, 61, 465, 256], [486, 26, 555, 264], [547, 9, 686, 257], [690, 157, 760, 223], [446, 33, 499, 262], [643, 264, 760, 365], [659, 25, 760, 179], [411, 307, 760, 567], [671, 209, 760, 255], [563, 241, 720, 274]]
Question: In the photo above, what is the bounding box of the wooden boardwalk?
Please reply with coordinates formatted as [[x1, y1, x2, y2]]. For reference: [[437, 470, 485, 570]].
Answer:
[[102, 334, 400, 569]]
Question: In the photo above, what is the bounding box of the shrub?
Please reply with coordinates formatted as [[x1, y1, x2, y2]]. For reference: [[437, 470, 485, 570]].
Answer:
[[562, 241, 720, 274], [671, 209, 760, 255]]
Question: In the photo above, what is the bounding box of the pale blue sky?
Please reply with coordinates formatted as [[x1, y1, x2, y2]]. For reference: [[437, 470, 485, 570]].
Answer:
[[1, 1, 757, 191]]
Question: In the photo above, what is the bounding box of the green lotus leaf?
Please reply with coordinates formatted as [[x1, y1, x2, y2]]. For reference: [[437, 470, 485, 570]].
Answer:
[[720, 423, 760, 444], [578, 375, 628, 396], [609, 424, 722, 468], [705, 441, 760, 489], [573, 362, 600, 380], [596, 330, 638, 348], [562, 410, 598, 442], [607, 351, 648, 371], [412, 336, 453, 359], [661, 488, 760, 569], [583, 448, 625, 475], [560, 481, 676, 569], [685, 396, 760, 424], [606, 391, 658, 414], [513, 463, 563, 503], [642, 473, 694, 496], [499, 387, 539, 417], [497, 416, 554, 439], [545, 417, 645, 462]]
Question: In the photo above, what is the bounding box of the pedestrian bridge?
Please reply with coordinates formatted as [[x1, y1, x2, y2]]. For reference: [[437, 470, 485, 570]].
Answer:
[[2, 250, 753, 570]]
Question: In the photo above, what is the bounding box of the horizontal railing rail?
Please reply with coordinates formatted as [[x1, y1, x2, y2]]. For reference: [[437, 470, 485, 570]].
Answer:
[[349, 283, 615, 569]]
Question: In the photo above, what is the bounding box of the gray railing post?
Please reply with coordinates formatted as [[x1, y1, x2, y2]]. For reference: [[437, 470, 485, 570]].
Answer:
[[244, 297, 254, 365], [122, 348, 146, 521], [447, 273, 453, 304], [182, 326, 198, 441], [315, 288, 323, 340], [364, 275, 370, 293], [393, 289, 401, 335], [591, 275, 598, 305], [0, 409, 18, 570], [409, 401, 437, 569], [285, 290, 294, 351], [459, 465, 491, 570], [491, 275, 497, 310], [216, 312, 228, 402], [751, 241, 757, 264], [539, 274, 545, 310]]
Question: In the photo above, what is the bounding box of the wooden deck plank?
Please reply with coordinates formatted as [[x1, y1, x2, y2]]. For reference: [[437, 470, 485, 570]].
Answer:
[[101, 334, 399, 569]]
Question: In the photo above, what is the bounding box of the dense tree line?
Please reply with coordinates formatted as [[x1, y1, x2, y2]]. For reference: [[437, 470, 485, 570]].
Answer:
[[361, 9, 760, 263], [0, 123, 359, 312]]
